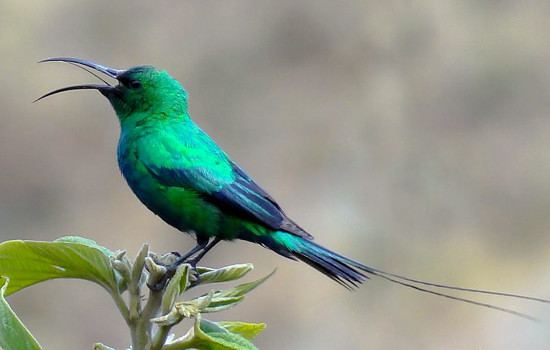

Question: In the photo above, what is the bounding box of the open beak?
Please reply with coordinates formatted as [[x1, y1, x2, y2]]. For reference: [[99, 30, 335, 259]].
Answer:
[[35, 57, 123, 102]]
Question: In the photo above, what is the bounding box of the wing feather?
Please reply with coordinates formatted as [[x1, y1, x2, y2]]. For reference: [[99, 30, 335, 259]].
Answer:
[[142, 144, 312, 240]]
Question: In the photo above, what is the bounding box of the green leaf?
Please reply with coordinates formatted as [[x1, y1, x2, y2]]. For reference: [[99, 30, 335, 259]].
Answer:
[[199, 318, 229, 334], [179, 264, 191, 293], [195, 266, 215, 274], [202, 295, 244, 313], [0, 277, 43, 350], [186, 269, 274, 315], [165, 315, 259, 350], [195, 316, 259, 350], [217, 322, 266, 340], [198, 264, 253, 285], [200, 332, 258, 350], [0, 236, 119, 296], [54, 236, 116, 258], [162, 264, 190, 314], [219, 269, 276, 298]]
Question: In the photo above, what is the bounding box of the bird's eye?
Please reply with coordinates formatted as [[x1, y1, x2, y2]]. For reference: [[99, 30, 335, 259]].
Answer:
[[129, 80, 142, 89]]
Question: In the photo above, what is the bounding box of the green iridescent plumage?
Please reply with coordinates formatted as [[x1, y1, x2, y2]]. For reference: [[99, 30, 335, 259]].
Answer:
[[112, 67, 351, 277], [37, 58, 550, 316], [38, 59, 368, 287]]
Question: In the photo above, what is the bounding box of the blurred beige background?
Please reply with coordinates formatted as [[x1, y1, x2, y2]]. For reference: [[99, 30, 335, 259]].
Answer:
[[2, 1, 550, 349]]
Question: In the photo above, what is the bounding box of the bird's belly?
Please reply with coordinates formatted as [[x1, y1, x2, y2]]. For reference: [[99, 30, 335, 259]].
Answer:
[[119, 161, 222, 237]]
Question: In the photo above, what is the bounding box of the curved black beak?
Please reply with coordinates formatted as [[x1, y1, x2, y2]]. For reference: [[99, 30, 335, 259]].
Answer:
[[39, 57, 122, 78], [34, 84, 114, 102], [35, 57, 123, 102]]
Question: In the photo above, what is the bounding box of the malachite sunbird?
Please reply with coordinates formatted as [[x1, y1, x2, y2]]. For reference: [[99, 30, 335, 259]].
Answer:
[[37, 57, 549, 319]]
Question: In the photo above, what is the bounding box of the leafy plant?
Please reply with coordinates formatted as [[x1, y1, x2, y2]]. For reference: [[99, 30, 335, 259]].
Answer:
[[0, 236, 272, 350]]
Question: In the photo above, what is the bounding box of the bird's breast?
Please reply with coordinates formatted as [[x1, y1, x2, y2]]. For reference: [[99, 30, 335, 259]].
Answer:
[[116, 134, 222, 236]]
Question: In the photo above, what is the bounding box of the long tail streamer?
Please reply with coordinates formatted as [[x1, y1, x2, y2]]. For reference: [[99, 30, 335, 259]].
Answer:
[[266, 231, 549, 321]]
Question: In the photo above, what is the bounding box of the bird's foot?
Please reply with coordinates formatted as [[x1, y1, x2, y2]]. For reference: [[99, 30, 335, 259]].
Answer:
[[147, 252, 181, 292], [185, 259, 202, 288], [151, 251, 182, 266], [169, 251, 182, 258], [148, 268, 175, 292], [147, 253, 202, 291]]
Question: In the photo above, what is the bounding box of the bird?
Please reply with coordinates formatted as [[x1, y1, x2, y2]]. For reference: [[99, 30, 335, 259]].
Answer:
[[37, 57, 549, 319]]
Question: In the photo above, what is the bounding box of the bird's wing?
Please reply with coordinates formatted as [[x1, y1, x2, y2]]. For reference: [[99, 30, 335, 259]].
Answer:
[[139, 132, 313, 240]]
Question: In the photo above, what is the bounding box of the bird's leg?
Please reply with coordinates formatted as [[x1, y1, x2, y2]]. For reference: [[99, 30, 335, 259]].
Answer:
[[149, 238, 210, 291], [170, 238, 211, 267], [186, 237, 222, 288], [186, 237, 221, 267]]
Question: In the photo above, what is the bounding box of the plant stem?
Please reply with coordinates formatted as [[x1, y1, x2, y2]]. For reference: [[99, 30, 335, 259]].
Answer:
[[151, 324, 172, 350], [146, 290, 163, 337], [110, 291, 130, 325]]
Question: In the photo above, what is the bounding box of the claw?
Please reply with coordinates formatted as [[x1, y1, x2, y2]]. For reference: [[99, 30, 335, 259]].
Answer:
[[151, 251, 182, 267], [184, 260, 203, 288], [145, 255, 178, 292], [147, 265, 177, 291], [188, 269, 202, 288], [146, 252, 206, 291]]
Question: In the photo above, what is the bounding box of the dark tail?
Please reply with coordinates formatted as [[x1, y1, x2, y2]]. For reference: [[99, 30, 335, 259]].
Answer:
[[263, 231, 549, 321]]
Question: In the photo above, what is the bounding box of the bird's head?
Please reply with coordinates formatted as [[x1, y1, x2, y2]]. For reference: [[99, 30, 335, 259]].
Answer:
[[36, 57, 189, 120]]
